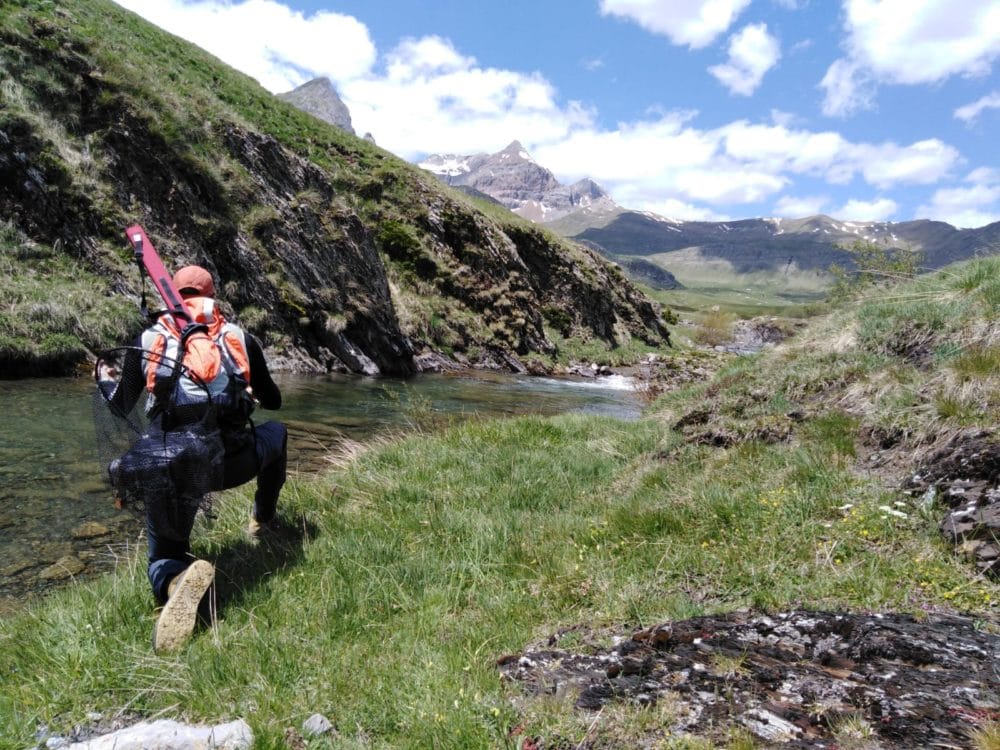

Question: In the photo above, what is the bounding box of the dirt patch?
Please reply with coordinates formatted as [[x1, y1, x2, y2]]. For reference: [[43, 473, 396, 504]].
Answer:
[[499, 610, 1000, 748]]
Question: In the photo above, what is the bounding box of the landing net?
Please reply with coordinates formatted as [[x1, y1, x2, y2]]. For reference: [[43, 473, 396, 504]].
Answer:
[[92, 346, 223, 524]]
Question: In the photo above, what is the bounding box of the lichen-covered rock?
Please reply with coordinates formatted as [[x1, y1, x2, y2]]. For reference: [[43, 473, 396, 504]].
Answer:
[[499, 610, 1000, 748]]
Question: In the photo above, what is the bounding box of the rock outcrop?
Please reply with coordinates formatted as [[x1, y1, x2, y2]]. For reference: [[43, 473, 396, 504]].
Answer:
[[500, 610, 1000, 748], [277, 77, 355, 135]]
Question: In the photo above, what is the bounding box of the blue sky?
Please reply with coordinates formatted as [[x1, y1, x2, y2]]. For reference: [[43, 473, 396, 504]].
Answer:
[[115, 1, 1000, 227]]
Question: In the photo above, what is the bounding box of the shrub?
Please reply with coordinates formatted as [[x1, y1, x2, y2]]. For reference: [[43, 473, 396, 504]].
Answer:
[[693, 308, 735, 347]]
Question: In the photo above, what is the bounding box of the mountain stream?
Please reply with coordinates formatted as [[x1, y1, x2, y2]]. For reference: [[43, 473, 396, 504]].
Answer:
[[0, 371, 641, 611]]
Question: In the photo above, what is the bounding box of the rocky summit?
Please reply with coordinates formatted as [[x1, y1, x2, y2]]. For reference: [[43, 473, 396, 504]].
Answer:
[[419, 141, 620, 224], [277, 77, 356, 135]]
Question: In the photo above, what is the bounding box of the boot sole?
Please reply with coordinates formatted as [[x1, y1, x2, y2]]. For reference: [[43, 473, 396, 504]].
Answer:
[[153, 559, 214, 654]]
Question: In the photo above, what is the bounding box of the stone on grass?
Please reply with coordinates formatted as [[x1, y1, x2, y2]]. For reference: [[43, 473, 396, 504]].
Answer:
[[302, 713, 334, 736], [64, 719, 251, 749]]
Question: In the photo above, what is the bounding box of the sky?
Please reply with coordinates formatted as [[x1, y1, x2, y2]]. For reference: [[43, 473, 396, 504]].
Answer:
[[112, 0, 1000, 228]]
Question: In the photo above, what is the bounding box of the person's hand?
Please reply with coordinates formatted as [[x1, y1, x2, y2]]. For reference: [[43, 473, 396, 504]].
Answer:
[[98, 363, 119, 382]]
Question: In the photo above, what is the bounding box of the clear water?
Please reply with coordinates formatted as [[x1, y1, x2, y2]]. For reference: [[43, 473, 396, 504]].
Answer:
[[0, 371, 641, 608]]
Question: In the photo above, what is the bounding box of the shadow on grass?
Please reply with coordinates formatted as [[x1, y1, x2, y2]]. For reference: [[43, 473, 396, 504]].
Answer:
[[208, 513, 318, 613]]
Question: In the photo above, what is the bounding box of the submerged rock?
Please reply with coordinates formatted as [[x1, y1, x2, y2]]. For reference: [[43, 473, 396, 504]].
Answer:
[[38, 555, 85, 580], [70, 521, 109, 540]]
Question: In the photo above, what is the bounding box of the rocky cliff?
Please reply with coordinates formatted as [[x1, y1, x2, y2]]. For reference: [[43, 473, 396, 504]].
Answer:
[[0, 0, 671, 377]]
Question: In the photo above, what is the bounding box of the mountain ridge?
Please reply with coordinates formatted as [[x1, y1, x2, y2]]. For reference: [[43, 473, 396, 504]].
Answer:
[[419, 140, 620, 225], [420, 143, 1000, 287]]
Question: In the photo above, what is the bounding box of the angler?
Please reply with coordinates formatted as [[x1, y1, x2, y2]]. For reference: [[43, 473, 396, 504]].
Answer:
[[96, 227, 288, 653]]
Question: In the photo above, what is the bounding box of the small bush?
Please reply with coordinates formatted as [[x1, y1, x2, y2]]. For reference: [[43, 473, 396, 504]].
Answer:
[[693, 308, 735, 346], [828, 240, 924, 300]]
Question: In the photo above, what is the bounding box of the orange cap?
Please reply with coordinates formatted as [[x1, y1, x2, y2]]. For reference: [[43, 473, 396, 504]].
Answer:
[[173, 265, 215, 297]]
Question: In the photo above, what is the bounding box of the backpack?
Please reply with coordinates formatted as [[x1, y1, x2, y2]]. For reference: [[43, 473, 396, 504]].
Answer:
[[140, 296, 254, 431]]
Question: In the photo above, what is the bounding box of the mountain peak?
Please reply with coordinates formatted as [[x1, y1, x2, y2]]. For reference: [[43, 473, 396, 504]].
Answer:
[[278, 77, 355, 135], [499, 140, 533, 162]]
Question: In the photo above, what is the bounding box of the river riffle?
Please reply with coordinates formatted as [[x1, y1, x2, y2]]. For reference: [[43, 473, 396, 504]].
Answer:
[[0, 370, 641, 611]]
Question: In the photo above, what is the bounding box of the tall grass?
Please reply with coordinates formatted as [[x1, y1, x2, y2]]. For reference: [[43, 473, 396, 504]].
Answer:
[[0, 222, 143, 375]]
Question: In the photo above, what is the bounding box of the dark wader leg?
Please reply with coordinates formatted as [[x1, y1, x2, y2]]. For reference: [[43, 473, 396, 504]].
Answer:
[[218, 421, 288, 523], [146, 493, 201, 604]]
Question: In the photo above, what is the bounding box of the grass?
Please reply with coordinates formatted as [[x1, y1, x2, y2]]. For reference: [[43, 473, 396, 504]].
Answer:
[[0, 222, 143, 375], [677, 289, 826, 319], [2, 261, 999, 748]]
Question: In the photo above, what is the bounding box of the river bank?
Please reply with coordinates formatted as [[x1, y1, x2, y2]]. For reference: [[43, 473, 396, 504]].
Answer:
[[4, 261, 997, 747], [0, 369, 647, 611]]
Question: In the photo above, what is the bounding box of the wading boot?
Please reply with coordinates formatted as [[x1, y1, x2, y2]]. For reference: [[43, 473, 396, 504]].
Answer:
[[247, 514, 277, 539], [152, 559, 214, 654]]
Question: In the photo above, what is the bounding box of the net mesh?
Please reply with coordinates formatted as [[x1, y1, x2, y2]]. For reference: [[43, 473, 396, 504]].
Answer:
[[93, 346, 224, 523]]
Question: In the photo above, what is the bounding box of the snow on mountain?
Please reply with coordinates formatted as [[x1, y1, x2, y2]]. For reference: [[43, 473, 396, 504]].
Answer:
[[418, 141, 618, 224]]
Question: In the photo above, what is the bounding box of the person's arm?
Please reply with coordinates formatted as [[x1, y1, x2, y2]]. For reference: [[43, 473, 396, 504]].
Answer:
[[101, 343, 145, 417], [247, 335, 281, 410]]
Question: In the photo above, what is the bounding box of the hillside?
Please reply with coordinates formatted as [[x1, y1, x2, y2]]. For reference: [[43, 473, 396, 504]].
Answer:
[[1, 258, 997, 747], [574, 212, 1000, 286], [0, 0, 672, 378]]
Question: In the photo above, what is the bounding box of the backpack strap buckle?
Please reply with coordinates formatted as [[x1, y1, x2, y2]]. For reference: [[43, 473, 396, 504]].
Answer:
[[179, 322, 209, 346]]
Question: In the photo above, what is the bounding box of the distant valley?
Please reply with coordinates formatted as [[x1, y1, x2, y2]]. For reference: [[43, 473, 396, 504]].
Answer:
[[417, 142, 1000, 293]]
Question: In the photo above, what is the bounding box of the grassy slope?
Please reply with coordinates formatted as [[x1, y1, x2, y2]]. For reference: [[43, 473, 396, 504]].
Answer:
[[1, 259, 997, 747], [0, 222, 143, 375], [0, 0, 668, 374]]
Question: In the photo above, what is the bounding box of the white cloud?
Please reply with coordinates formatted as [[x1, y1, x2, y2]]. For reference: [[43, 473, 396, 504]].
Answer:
[[114, 0, 375, 92], [835, 197, 898, 221], [819, 59, 875, 117], [534, 115, 718, 183], [112, 0, 980, 225], [678, 167, 788, 203], [822, 0, 1000, 116], [719, 123, 959, 188], [599, 0, 752, 49], [916, 169, 1000, 228], [769, 109, 802, 128], [709, 23, 781, 95], [774, 194, 829, 217], [645, 198, 729, 221], [955, 91, 1000, 123], [345, 47, 594, 158], [721, 122, 847, 177], [853, 139, 960, 188], [843, 0, 1000, 84]]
